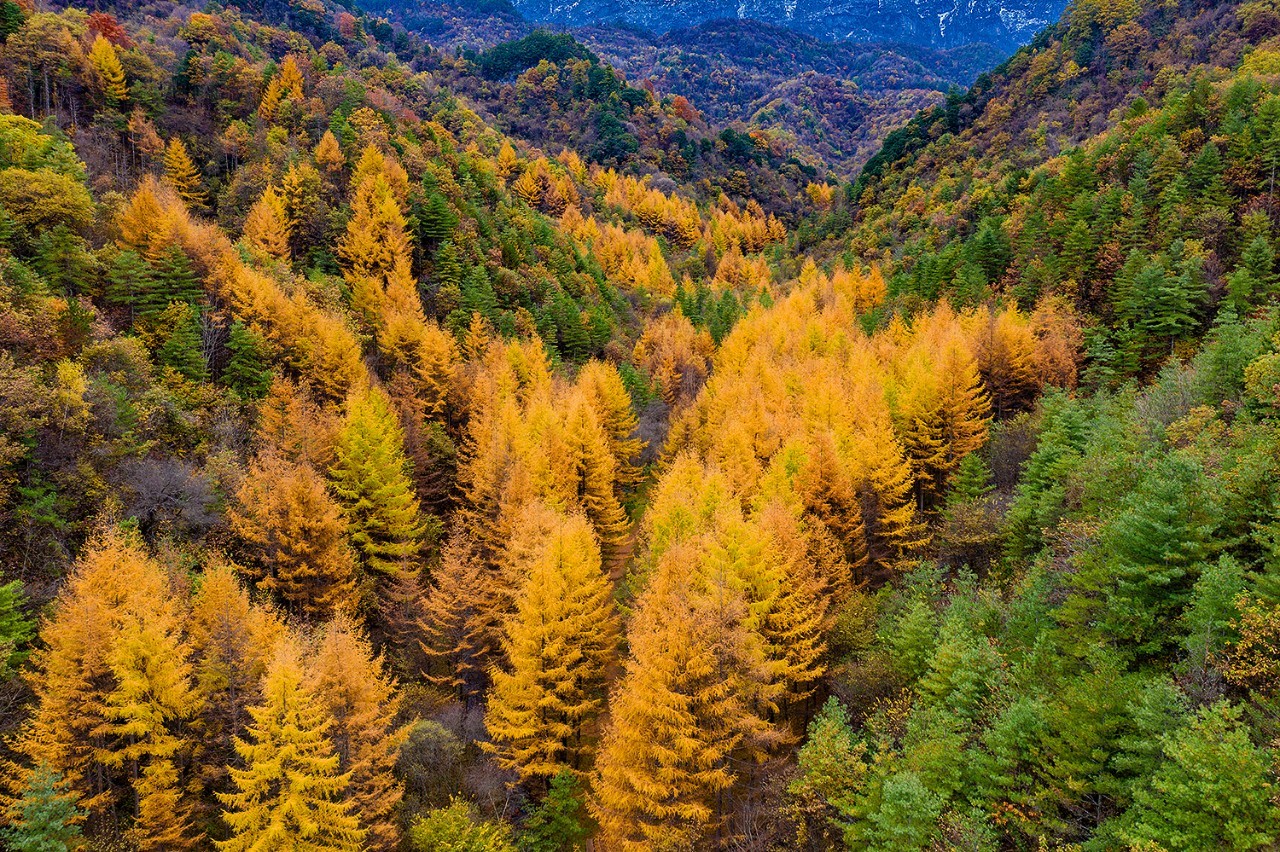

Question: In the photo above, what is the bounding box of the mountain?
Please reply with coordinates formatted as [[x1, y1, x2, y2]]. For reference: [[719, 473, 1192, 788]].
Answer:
[[4, 0, 1280, 849], [509, 0, 1069, 51], [577, 19, 1002, 176]]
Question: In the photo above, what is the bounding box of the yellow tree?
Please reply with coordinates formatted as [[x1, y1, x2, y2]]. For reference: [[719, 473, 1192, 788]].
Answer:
[[242, 185, 291, 261], [418, 533, 505, 705], [338, 174, 412, 325], [591, 550, 744, 850], [314, 130, 345, 174], [560, 392, 631, 568], [188, 562, 284, 793], [965, 302, 1040, 416], [88, 34, 127, 103], [575, 360, 644, 486], [485, 505, 619, 791], [218, 638, 365, 852], [106, 607, 203, 851], [309, 617, 408, 851], [17, 530, 200, 835], [162, 138, 206, 209], [229, 454, 358, 618]]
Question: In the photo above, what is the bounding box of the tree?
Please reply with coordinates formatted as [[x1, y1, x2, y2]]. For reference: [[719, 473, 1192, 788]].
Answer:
[[408, 799, 515, 852], [162, 138, 206, 209], [591, 558, 743, 850], [787, 698, 866, 848], [229, 454, 359, 619], [242, 185, 291, 261], [328, 386, 425, 589], [87, 34, 126, 103], [18, 530, 191, 826], [4, 764, 84, 852], [221, 321, 272, 399], [485, 506, 619, 790], [187, 562, 283, 794], [154, 302, 208, 382], [1122, 702, 1279, 851], [217, 638, 365, 852], [104, 249, 156, 323], [418, 534, 504, 705], [105, 589, 203, 851], [308, 617, 408, 851], [520, 771, 592, 852]]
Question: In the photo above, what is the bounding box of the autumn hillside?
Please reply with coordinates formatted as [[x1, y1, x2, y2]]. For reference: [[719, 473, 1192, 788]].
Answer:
[[0, 0, 1278, 850]]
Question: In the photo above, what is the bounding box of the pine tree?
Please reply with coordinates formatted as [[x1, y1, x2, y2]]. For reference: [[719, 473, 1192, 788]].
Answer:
[[217, 638, 365, 852], [229, 455, 359, 619], [221, 321, 272, 399], [4, 764, 84, 852], [485, 506, 619, 790], [162, 138, 206, 209], [149, 244, 202, 309], [329, 386, 425, 581], [88, 34, 126, 104], [155, 302, 208, 382], [104, 248, 156, 323], [308, 617, 408, 851]]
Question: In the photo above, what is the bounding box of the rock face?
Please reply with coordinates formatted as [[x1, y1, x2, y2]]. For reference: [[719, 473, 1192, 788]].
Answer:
[[509, 0, 1067, 52]]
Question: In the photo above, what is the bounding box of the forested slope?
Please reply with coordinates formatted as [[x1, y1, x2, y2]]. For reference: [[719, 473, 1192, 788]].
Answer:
[[0, 0, 1277, 850]]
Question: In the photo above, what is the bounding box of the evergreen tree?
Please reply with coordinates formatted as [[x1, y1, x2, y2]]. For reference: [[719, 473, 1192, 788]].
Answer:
[[520, 771, 592, 852], [1122, 703, 1280, 851], [4, 764, 84, 852], [151, 244, 202, 307], [155, 302, 208, 382], [218, 638, 365, 852], [221, 321, 272, 399], [104, 249, 156, 323]]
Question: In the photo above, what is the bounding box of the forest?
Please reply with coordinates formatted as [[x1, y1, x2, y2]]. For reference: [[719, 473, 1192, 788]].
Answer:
[[0, 0, 1278, 849]]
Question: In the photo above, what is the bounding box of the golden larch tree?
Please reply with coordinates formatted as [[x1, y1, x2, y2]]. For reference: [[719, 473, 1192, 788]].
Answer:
[[217, 637, 364, 852], [485, 505, 619, 791], [162, 138, 206, 209], [308, 616, 408, 851], [229, 454, 359, 618], [590, 550, 744, 850]]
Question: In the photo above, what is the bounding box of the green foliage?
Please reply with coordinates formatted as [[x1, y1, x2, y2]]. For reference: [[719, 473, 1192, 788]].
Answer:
[[0, 579, 34, 678], [409, 799, 517, 852], [478, 30, 594, 80], [4, 764, 84, 852], [518, 771, 591, 852], [220, 321, 272, 399], [154, 302, 209, 382], [1121, 703, 1280, 850]]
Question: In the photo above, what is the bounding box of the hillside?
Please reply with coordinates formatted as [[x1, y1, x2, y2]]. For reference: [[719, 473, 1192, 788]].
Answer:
[[511, 0, 1068, 52], [0, 0, 1280, 850], [579, 19, 1003, 177]]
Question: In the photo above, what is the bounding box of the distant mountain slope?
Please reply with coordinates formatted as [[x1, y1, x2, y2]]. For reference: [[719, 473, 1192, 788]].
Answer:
[[511, 0, 1068, 51], [578, 19, 1002, 176]]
